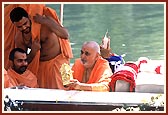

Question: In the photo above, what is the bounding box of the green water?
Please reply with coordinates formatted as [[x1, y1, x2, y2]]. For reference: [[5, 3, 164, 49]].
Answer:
[[46, 3, 165, 63]]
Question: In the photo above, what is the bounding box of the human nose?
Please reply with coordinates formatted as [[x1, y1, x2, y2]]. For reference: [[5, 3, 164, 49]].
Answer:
[[22, 60, 28, 65], [81, 52, 86, 59], [21, 25, 27, 30]]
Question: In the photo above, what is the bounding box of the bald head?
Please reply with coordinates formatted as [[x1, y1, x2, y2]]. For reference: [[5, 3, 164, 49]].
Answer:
[[82, 41, 100, 54], [81, 41, 100, 68]]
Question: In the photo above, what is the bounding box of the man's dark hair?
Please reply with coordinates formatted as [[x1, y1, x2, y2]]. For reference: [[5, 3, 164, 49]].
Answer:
[[10, 7, 28, 23], [9, 48, 27, 61]]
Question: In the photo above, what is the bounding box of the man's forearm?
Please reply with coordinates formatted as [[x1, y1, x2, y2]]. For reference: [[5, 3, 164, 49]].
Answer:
[[27, 50, 38, 64], [43, 17, 69, 39]]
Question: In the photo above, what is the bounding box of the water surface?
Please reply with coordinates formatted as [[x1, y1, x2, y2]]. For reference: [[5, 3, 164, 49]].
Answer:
[[47, 3, 165, 63]]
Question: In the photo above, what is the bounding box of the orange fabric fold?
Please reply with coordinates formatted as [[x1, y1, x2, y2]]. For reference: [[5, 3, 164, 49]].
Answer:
[[4, 69, 14, 88], [72, 57, 112, 91], [6, 68, 38, 88], [4, 4, 19, 70], [37, 54, 70, 89]]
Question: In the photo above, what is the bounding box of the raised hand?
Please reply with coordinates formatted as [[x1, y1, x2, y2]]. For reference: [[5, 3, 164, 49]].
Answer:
[[31, 38, 41, 52]]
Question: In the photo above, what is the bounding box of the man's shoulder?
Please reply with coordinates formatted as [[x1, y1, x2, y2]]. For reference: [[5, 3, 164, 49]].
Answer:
[[15, 32, 23, 43], [98, 57, 109, 64], [96, 57, 111, 69], [15, 31, 22, 38]]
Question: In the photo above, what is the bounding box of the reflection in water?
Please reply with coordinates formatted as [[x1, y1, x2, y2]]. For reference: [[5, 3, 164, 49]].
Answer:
[[47, 3, 165, 63]]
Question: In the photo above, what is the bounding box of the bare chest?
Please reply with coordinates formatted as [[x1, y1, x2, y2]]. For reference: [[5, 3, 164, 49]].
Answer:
[[22, 33, 32, 48], [82, 69, 92, 83]]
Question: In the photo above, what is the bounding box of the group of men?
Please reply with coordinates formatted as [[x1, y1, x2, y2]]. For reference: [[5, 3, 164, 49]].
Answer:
[[4, 4, 113, 92]]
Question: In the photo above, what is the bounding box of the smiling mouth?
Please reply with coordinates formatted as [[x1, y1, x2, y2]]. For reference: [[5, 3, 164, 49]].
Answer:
[[22, 28, 30, 34]]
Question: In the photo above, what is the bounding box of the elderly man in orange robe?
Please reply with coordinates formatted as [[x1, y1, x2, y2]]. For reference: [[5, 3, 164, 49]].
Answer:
[[5, 4, 73, 89], [68, 41, 112, 92], [4, 48, 38, 88]]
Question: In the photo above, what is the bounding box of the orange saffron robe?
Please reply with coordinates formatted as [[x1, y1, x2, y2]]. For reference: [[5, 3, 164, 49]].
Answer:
[[5, 68, 38, 88], [72, 57, 112, 92], [4, 69, 14, 88]]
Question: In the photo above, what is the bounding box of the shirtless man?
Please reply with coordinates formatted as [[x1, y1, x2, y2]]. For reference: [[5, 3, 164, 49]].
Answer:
[[9, 6, 73, 89]]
